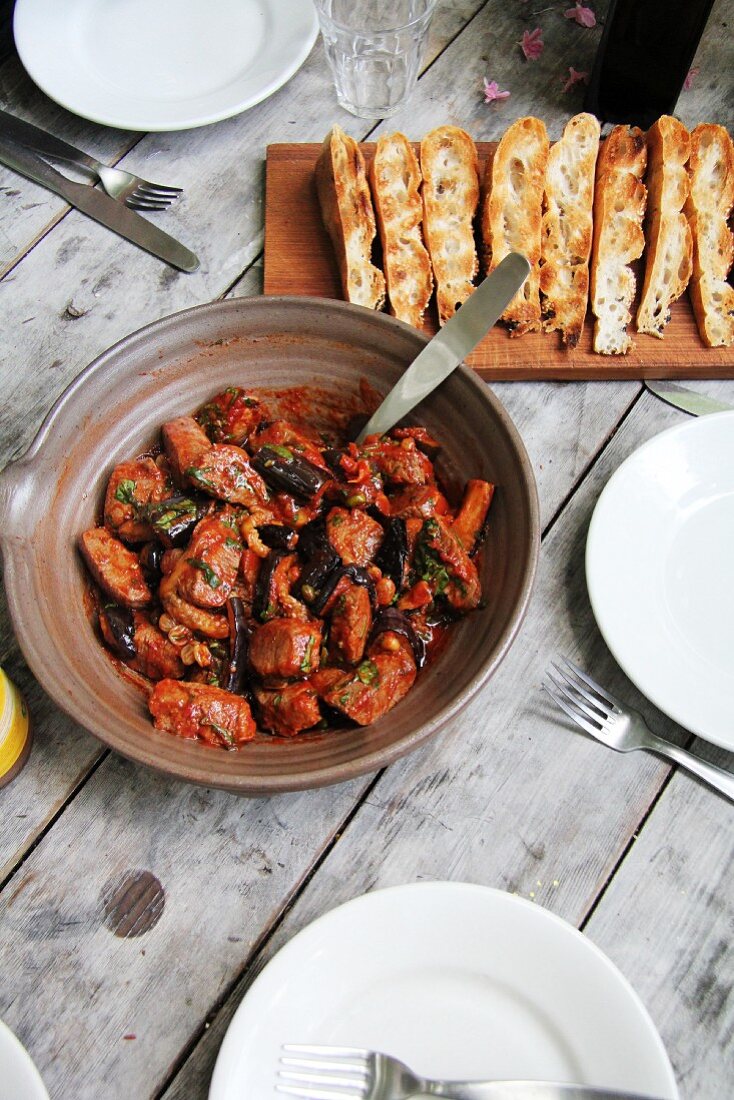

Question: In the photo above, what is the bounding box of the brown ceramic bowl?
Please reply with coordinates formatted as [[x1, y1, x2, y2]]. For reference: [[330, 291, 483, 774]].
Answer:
[[0, 297, 539, 794]]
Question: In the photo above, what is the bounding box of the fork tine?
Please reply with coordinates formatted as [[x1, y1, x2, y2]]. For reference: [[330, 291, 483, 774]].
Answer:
[[276, 1086, 359, 1099], [559, 656, 621, 710], [280, 1069, 367, 1087], [542, 679, 602, 737], [551, 662, 608, 718], [284, 1046, 369, 1057], [138, 182, 183, 196], [282, 1058, 368, 1075], [126, 197, 172, 212], [547, 673, 605, 727]]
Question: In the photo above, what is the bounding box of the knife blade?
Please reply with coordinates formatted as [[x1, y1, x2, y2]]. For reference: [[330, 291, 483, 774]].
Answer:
[[356, 252, 531, 442], [645, 380, 732, 416], [0, 135, 199, 272]]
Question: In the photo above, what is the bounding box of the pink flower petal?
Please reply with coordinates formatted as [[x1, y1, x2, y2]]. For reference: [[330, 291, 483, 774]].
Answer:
[[564, 3, 597, 28], [684, 66, 699, 90], [562, 66, 589, 93], [519, 27, 544, 62], [483, 77, 511, 104]]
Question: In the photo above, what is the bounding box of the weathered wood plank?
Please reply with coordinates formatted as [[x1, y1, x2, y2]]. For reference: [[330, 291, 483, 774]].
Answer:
[[161, 389, 734, 1099], [0, 752, 374, 1100], [585, 743, 734, 1099]]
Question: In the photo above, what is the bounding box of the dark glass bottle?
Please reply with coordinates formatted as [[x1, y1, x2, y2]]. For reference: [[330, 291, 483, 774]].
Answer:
[[584, 0, 715, 128]]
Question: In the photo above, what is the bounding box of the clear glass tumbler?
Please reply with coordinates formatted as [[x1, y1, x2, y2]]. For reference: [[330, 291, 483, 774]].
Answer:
[[313, 0, 437, 119]]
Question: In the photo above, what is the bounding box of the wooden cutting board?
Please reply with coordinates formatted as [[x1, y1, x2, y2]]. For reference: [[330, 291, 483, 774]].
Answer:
[[263, 142, 734, 381]]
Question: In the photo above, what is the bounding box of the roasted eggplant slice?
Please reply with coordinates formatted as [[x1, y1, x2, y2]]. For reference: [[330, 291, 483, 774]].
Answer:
[[100, 604, 136, 661], [370, 607, 426, 668], [145, 494, 208, 547], [374, 516, 409, 589], [251, 445, 330, 500], [257, 523, 299, 551], [225, 597, 250, 696]]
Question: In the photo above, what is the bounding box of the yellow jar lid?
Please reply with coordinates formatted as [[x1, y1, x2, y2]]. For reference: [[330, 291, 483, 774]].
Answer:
[[0, 668, 30, 777]]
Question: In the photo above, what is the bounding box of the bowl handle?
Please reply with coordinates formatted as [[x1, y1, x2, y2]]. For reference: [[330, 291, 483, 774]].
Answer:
[[0, 457, 36, 545]]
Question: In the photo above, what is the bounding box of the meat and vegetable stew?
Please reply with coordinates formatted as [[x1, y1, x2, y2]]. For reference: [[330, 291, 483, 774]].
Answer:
[[79, 386, 495, 748]]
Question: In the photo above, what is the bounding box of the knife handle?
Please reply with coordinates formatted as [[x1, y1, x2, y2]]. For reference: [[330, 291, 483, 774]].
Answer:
[[0, 107, 101, 175]]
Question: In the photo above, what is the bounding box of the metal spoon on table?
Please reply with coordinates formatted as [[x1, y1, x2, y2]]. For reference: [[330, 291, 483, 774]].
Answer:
[[355, 252, 531, 443]]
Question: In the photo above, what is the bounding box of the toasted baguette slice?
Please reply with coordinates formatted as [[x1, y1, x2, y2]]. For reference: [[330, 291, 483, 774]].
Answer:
[[315, 125, 386, 311], [684, 124, 734, 348], [540, 112, 600, 347], [636, 116, 693, 338], [590, 125, 647, 355], [480, 117, 549, 336], [420, 126, 479, 325], [370, 132, 433, 328]]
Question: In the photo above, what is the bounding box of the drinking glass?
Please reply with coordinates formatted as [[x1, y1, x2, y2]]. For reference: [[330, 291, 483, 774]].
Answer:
[[313, 0, 437, 119]]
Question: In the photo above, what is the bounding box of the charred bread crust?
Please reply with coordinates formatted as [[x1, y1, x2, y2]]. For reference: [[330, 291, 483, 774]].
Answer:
[[315, 125, 386, 311], [370, 132, 433, 328], [420, 126, 480, 325], [540, 112, 600, 348], [481, 116, 550, 337], [684, 123, 734, 348], [590, 125, 648, 355], [637, 115, 693, 339]]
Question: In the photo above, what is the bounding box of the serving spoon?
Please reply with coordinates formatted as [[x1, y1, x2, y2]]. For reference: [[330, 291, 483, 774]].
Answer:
[[355, 252, 531, 443]]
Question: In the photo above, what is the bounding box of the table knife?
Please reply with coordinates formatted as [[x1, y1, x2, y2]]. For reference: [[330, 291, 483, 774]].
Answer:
[[0, 135, 199, 272], [645, 380, 732, 416], [355, 252, 531, 443]]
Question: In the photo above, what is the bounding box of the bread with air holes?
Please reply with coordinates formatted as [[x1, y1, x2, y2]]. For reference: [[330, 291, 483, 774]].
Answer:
[[420, 126, 480, 325], [590, 125, 647, 355], [637, 115, 692, 338], [684, 123, 734, 348], [315, 125, 386, 311], [480, 116, 549, 336], [370, 132, 433, 327], [540, 112, 600, 348]]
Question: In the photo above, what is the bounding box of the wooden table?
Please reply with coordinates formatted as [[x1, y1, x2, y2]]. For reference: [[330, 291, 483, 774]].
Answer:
[[1, 3, 732, 1097]]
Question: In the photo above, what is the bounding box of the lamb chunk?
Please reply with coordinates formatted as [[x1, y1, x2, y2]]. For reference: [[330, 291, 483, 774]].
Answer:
[[413, 516, 482, 612], [104, 458, 171, 543], [249, 618, 323, 680], [317, 633, 416, 726], [162, 417, 211, 484], [185, 444, 269, 509], [326, 507, 383, 566], [80, 528, 151, 608], [175, 514, 242, 609], [255, 683, 322, 736], [329, 583, 372, 665], [131, 612, 185, 680], [389, 484, 449, 520], [450, 480, 495, 555], [149, 679, 256, 746], [364, 437, 433, 486]]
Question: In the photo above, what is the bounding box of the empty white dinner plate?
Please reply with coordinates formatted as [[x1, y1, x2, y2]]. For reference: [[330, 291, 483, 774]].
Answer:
[[13, 0, 318, 130], [0, 1018, 49, 1100], [586, 411, 734, 751], [209, 882, 678, 1099]]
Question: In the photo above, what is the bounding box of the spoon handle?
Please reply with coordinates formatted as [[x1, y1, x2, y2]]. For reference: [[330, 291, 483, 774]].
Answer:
[[355, 252, 530, 443]]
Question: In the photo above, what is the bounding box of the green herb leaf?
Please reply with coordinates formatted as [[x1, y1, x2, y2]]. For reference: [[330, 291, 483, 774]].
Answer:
[[187, 558, 221, 589], [356, 659, 380, 686], [266, 444, 294, 461], [114, 479, 137, 506], [185, 466, 215, 490]]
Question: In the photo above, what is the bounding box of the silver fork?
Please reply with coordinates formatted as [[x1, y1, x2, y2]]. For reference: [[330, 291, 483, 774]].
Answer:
[[0, 107, 181, 210], [278, 1045, 663, 1099], [543, 658, 734, 802], [41, 151, 182, 211]]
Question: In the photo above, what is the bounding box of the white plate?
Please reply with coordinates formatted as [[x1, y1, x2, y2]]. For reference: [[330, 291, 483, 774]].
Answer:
[[209, 882, 678, 1099], [13, 0, 318, 131], [0, 1018, 49, 1100], [586, 411, 734, 750]]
